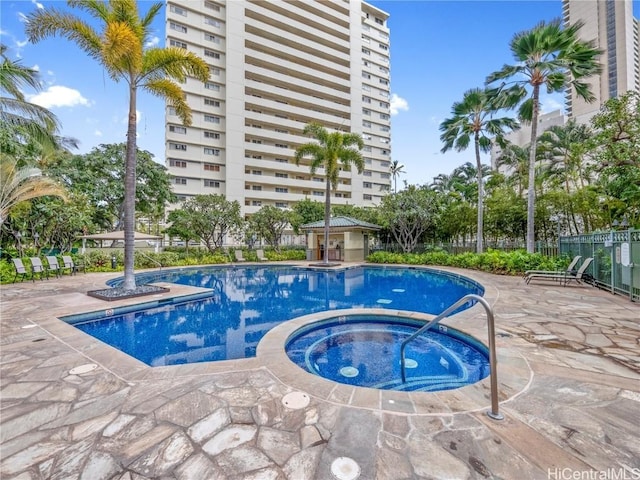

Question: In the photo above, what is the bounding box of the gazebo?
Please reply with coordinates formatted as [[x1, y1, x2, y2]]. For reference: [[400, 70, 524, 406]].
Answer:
[[301, 216, 381, 262], [80, 231, 163, 253]]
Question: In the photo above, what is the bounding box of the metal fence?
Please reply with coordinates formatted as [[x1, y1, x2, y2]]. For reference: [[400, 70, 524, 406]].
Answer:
[[559, 229, 640, 303]]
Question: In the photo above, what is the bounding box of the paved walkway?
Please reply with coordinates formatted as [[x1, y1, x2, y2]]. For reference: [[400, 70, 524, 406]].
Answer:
[[1, 265, 638, 480]]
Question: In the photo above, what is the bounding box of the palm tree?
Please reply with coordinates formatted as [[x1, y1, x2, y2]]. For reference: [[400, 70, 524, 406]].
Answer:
[[26, 0, 210, 290], [439, 87, 518, 253], [495, 142, 530, 197], [294, 123, 364, 265], [0, 44, 61, 151], [0, 156, 66, 228], [389, 159, 405, 193], [486, 19, 601, 253]]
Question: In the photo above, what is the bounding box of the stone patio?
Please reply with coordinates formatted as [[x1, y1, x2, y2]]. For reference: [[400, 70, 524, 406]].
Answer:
[[1, 264, 638, 479]]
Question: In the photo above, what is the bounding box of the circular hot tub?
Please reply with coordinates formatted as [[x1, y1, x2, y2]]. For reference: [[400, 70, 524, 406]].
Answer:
[[286, 314, 490, 392]]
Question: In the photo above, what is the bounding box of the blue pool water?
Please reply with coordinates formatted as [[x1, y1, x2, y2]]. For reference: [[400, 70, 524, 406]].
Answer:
[[286, 315, 490, 391], [71, 265, 483, 367]]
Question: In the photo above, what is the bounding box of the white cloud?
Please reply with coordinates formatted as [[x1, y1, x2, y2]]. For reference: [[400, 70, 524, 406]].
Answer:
[[32, 64, 40, 71], [27, 85, 91, 109], [94, 130, 103, 137], [145, 36, 159, 48], [31, 0, 44, 9], [390, 93, 409, 116]]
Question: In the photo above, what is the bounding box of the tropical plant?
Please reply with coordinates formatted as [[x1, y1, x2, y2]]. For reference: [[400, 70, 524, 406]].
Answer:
[[440, 87, 519, 253], [294, 123, 364, 264], [486, 19, 601, 253], [0, 44, 61, 152], [0, 156, 66, 228], [26, 0, 210, 290], [389, 159, 406, 193], [248, 205, 292, 251]]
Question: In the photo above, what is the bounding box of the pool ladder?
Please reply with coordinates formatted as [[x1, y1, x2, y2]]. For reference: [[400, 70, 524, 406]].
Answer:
[[400, 294, 504, 421]]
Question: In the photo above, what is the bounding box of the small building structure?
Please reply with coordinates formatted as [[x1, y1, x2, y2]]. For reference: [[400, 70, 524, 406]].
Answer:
[[301, 216, 381, 262]]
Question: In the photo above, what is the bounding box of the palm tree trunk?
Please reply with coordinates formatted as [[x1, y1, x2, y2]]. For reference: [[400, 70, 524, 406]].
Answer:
[[323, 177, 331, 264], [122, 82, 138, 290], [474, 132, 484, 254], [526, 85, 541, 253]]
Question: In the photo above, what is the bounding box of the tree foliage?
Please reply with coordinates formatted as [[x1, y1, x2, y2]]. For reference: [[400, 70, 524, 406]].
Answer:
[[248, 206, 291, 251]]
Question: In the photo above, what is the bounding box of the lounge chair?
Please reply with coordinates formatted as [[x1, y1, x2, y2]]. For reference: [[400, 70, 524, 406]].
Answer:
[[524, 255, 582, 278], [62, 255, 85, 274], [525, 257, 593, 286], [12, 258, 29, 282], [45, 256, 61, 277], [256, 249, 268, 261], [234, 249, 246, 262], [29, 257, 48, 280]]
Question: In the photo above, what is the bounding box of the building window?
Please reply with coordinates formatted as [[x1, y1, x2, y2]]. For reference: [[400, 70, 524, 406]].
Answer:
[[275, 128, 288, 133], [275, 172, 288, 178], [204, 98, 220, 107], [204, 16, 220, 27], [205, 33, 220, 44], [275, 144, 288, 149], [363, 108, 371, 116], [380, 160, 390, 168], [204, 1, 220, 11], [363, 146, 372, 152], [204, 49, 220, 59], [204, 131, 220, 139], [362, 96, 371, 103], [378, 43, 388, 51], [313, 177, 323, 182], [251, 139, 262, 144], [313, 191, 323, 196], [169, 22, 187, 33], [251, 155, 262, 159], [168, 107, 177, 115], [365, 158, 372, 165], [169, 159, 187, 168], [362, 84, 371, 92], [380, 172, 390, 179], [204, 147, 220, 156], [362, 72, 371, 79], [252, 170, 262, 175], [204, 114, 220, 123], [204, 163, 220, 171], [169, 143, 187, 151], [170, 5, 187, 16], [209, 67, 220, 76], [169, 125, 187, 134], [363, 120, 371, 128], [379, 78, 389, 86], [252, 200, 262, 206], [173, 177, 187, 185], [204, 180, 220, 188], [381, 149, 390, 156], [205, 82, 220, 91], [252, 185, 262, 191], [380, 113, 390, 120], [275, 187, 288, 193], [380, 125, 390, 132], [363, 170, 372, 177], [275, 202, 288, 208], [362, 48, 370, 55], [275, 158, 288, 163], [363, 182, 372, 189], [169, 39, 187, 49]]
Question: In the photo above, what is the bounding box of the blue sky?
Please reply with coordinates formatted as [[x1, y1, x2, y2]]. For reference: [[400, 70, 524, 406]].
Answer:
[[2, 0, 637, 187]]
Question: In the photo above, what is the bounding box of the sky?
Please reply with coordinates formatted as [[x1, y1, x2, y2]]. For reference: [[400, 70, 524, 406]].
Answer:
[[2, 0, 638, 187]]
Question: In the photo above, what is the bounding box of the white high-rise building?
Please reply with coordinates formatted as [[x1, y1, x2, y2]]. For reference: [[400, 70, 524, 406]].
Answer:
[[563, 0, 640, 123], [165, 0, 391, 216]]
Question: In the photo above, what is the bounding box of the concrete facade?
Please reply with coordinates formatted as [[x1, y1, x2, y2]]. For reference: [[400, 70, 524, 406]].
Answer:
[[165, 0, 392, 217], [563, 0, 640, 124]]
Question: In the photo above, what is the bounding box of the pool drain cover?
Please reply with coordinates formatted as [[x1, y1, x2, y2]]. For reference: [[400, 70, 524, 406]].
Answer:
[[339, 366, 359, 377], [405, 359, 418, 368], [282, 391, 310, 409], [69, 363, 98, 375], [331, 457, 361, 480]]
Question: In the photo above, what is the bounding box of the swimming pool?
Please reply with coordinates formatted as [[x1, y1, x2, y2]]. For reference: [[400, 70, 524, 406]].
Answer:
[[285, 315, 490, 391], [69, 265, 484, 366]]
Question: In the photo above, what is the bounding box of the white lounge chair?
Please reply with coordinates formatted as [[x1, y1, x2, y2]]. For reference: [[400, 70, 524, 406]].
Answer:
[[525, 257, 593, 286], [524, 255, 582, 278], [234, 250, 246, 262], [256, 249, 268, 261]]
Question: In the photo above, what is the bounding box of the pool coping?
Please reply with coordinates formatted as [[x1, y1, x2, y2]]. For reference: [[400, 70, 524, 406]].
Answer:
[[41, 263, 532, 416]]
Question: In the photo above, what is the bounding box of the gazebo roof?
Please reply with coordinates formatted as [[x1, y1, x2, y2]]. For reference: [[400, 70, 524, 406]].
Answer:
[[301, 216, 381, 231]]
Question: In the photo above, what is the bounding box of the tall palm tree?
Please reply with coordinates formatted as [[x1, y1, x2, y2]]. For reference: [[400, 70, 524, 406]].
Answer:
[[486, 19, 601, 253], [294, 123, 364, 265], [389, 159, 405, 193], [27, 0, 209, 290], [0, 156, 66, 228], [495, 142, 530, 197], [439, 87, 518, 253], [0, 44, 61, 151]]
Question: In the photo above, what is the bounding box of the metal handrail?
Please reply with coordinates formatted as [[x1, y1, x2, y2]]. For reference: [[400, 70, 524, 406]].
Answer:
[[137, 251, 162, 275], [400, 294, 504, 421]]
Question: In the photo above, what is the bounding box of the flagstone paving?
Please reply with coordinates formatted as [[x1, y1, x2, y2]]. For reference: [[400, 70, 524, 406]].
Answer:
[[1, 265, 638, 479]]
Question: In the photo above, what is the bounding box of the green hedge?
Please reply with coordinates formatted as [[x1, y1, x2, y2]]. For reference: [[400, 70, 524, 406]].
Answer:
[[366, 249, 564, 275]]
